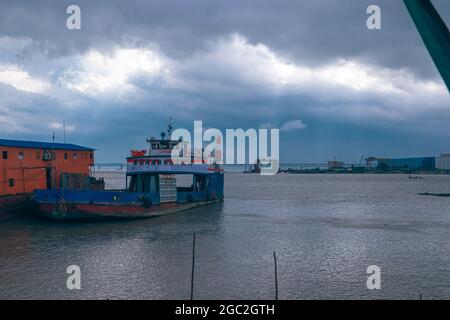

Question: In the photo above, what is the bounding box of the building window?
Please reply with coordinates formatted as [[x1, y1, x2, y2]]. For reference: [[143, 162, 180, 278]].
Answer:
[[2, 151, 8, 160], [8, 178, 14, 187], [64, 153, 68, 160], [18, 151, 24, 160], [42, 151, 54, 161]]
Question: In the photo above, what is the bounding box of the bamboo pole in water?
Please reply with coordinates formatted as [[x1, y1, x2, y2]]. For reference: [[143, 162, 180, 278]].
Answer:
[[191, 233, 196, 300], [273, 251, 278, 300]]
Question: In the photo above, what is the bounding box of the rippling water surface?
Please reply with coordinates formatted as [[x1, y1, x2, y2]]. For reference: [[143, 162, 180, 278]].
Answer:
[[1, 173, 450, 299]]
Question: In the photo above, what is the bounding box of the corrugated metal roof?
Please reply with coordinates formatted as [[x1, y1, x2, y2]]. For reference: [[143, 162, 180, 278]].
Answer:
[[0, 139, 94, 151]]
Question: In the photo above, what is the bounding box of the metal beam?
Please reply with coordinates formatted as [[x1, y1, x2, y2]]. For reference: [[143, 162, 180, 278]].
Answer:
[[403, 0, 450, 92]]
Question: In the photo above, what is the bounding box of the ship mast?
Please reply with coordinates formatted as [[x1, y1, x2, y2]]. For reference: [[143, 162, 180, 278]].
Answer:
[[167, 116, 173, 140]]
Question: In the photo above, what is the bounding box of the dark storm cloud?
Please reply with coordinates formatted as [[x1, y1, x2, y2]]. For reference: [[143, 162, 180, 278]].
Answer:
[[1, 0, 448, 78]]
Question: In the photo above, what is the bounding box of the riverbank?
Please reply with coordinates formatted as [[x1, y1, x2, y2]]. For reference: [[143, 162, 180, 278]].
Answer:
[[281, 168, 450, 175]]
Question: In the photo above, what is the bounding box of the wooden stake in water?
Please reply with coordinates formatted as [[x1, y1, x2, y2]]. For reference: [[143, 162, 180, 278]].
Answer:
[[191, 233, 196, 300], [273, 251, 278, 300]]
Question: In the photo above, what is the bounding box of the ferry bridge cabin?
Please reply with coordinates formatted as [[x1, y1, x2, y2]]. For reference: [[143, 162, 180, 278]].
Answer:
[[126, 137, 224, 204], [0, 139, 95, 197]]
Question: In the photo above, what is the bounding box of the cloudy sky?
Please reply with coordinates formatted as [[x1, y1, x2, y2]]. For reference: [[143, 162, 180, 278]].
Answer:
[[0, 0, 449, 163]]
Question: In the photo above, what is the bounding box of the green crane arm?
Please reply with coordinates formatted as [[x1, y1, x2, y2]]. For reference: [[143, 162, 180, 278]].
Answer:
[[403, 0, 450, 92]]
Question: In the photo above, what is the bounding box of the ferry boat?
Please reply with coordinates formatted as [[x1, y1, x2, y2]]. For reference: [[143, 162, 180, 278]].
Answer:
[[32, 125, 224, 221]]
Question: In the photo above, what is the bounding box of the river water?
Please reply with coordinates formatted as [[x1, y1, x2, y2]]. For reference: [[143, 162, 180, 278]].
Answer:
[[1, 173, 450, 299]]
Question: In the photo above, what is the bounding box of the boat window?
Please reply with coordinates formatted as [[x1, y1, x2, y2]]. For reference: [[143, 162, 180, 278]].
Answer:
[[90, 153, 93, 159], [176, 174, 193, 191], [146, 175, 154, 192], [8, 178, 14, 187], [128, 175, 137, 192], [36, 152, 40, 160], [18, 151, 24, 160], [128, 174, 157, 193], [194, 175, 210, 191], [64, 153, 68, 160], [149, 175, 157, 193], [73, 153, 77, 160], [2, 151, 8, 160]]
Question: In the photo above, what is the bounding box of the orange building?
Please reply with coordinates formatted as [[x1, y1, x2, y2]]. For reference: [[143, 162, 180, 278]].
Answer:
[[0, 139, 95, 198]]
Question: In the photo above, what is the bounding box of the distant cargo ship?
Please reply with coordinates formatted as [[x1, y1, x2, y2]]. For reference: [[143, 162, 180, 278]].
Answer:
[[0, 139, 99, 220], [327, 159, 344, 170], [32, 124, 224, 221]]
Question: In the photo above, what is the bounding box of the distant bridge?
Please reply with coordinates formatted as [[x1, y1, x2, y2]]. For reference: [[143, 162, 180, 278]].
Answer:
[[93, 162, 373, 170]]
